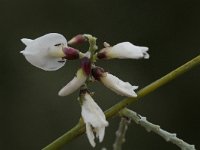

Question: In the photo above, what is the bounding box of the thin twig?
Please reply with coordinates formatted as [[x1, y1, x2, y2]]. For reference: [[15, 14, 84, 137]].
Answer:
[[120, 108, 195, 150], [113, 117, 130, 150], [42, 54, 200, 150]]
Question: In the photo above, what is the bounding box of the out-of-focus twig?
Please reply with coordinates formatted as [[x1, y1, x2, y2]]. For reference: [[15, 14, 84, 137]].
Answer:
[[120, 108, 196, 150], [113, 117, 130, 150]]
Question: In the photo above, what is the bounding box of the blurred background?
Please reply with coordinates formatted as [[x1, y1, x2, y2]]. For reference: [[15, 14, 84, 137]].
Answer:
[[0, 0, 200, 149]]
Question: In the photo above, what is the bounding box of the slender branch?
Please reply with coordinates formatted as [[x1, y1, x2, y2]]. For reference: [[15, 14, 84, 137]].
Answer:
[[42, 54, 200, 150], [113, 117, 130, 150], [42, 119, 85, 150], [105, 54, 200, 118], [120, 108, 196, 150]]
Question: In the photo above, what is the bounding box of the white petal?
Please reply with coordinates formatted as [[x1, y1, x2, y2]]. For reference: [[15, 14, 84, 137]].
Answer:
[[82, 93, 108, 127], [21, 38, 33, 46], [81, 93, 108, 146], [105, 42, 149, 59], [58, 69, 87, 96], [86, 123, 96, 147], [139, 46, 150, 59], [21, 33, 67, 71], [101, 73, 138, 97], [95, 127, 105, 142]]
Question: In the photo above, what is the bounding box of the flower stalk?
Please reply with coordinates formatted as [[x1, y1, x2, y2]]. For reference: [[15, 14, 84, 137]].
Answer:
[[84, 34, 98, 62], [42, 54, 200, 150]]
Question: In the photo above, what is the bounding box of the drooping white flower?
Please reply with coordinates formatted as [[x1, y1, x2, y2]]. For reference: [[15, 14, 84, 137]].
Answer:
[[92, 67, 138, 97], [21, 33, 68, 71], [97, 42, 149, 60], [81, 92, 108, 147], [58, 68, 87, 96]]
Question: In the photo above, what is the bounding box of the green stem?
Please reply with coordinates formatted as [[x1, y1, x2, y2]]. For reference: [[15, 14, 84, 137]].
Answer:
[[42, 54, 200, 150], [42, 120, 85, 150], [84, 34, 97, 54], [83, 34, 98, 62], [105, 54, 200, 118]]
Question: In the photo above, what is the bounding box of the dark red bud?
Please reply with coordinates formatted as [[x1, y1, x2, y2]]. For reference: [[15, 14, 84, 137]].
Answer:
[[91, 67, 105, 80], [80, 88, 89, 95], [81, 57, 91, 76], [97, 52, 107, 59], [68, 34, 86, 45], [62, 47, 79, 60]]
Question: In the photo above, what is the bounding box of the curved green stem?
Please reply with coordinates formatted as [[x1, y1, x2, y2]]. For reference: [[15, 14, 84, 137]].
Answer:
[[83, 34, 98, 62], [42, 54, 200, 150]]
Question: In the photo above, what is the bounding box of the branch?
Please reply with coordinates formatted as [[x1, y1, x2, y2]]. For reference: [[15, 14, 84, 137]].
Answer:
[[42, 54, 200, 150], [113, 117, 130, 150], [42, 119, 85, 150], [120, 108, 196, 150]]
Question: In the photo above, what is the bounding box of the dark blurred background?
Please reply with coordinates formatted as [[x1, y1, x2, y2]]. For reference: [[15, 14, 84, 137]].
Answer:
[[0, 0, 200, 149]]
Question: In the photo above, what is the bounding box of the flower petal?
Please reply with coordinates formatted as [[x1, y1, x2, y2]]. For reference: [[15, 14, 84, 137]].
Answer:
[[98, 42, 149, 60], [86, 123, 96, 147], [21, 33, 67, 71], [139, 46, 150, 59], [100, 73, 138, 97], [21, 38, 33, 46], [95, 126, 105, 143], [81, 92, 108, 147], [81, 93, 108, 127], [58, 69, 87, 96]]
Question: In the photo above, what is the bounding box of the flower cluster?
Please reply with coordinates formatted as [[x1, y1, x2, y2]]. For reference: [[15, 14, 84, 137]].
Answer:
[[20, 33, 149, 147]]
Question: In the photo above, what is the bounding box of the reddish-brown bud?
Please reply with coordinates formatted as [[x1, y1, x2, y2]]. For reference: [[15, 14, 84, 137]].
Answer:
[[62, 47, 79, 60], [80, 88, 89, 95], [68, 34, 87, 45], [97, 52, 107, 59], [81, 57, 91, 76], [91, 67, 105, 80]]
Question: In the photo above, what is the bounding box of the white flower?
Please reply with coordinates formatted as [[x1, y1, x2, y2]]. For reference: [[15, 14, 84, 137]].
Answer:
[[20, 33, 67, 71], [81, 92, 108, 147], [58, 69, 87, 96], [91, 67, 138, 97], [98, 42, 149, 59], [101, 73, 138, 97]]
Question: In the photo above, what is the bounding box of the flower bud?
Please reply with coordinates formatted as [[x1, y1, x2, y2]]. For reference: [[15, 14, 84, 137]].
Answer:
[[68, 34, 86, 45], [58, 68, 87, 96], [62, 47, 80, 60], [91, 67, 106, 80], [81, 57, 91, 76], [58, 56, 91, 96], [97, 42, 149, 60], [92, 67, 138, 97]]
